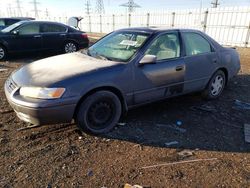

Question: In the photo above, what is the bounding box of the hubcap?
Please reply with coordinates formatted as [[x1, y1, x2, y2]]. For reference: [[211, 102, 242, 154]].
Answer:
[[87, 100, 115, 130], [211, 75, 224, 96], [65, 43, 77, 53], [0, 47, 5, 59]]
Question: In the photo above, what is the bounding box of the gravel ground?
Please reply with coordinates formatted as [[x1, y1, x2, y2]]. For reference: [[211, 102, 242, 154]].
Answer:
[[0, 48, 249, 188]]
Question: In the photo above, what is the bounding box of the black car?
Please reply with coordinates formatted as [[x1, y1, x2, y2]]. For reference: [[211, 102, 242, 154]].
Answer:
[[4, 27, 240, 134], [0, 17, 34, 30], [0, 21, 89, 60]]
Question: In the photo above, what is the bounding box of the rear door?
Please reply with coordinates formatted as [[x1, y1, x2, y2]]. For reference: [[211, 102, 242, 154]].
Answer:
[[133, 31, 185, 104], [40, 23, 67, 50], [9, 22, 42, 52], [181, 31, 218, 93]]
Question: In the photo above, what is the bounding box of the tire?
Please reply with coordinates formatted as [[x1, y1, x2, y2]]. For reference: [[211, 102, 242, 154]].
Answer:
[[202, 70, 226, 99], [0, 45, 7, 61], [76, 91, 122, 134], [63, 41, 78, 53]]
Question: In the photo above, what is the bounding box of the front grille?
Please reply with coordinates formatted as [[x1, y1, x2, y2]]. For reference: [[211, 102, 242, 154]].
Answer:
[[6, 77, 18, 93]]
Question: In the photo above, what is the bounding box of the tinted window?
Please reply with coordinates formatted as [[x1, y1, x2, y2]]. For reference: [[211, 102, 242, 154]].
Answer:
[[5, 19, 19, 26], [41, 24, 66, 33], [145, 33, 180, 61], [19, 23, 40, 35], [183, 32, 211, 56]]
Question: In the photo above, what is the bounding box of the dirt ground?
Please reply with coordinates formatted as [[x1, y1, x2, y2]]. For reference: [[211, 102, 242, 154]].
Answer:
[[0, 47, 250, 188]]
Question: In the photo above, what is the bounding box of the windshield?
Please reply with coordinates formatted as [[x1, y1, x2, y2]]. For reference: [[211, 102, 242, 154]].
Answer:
[[1, 21, 24, 33], [87, 31, 149, 62]]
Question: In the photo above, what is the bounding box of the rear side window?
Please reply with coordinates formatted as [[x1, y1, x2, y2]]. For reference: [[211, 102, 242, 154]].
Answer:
[[41, 24, 67, 33], [145, 33, 180, 61], [19, 23, 40, 35], [182, 32, 211, 56]]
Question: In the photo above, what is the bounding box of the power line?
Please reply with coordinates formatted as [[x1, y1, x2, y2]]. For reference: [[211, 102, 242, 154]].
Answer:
[[211, 0, 219, 8], [120, 0, 141, 13], [30, 0, 41, 18], [96, 0, 105, 14], [85, 0, 91, 15]]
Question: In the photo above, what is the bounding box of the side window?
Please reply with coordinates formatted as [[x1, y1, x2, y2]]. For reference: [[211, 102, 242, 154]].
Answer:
[[0, 19, 5, 26], [6, 19, 19, 26], [41, 24, 66, 33], [145, 33, 180, 61], [183, 33, 211, 56], [19, 23, 40, 35]]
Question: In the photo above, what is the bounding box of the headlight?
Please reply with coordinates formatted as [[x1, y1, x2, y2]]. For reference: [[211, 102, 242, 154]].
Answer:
[[20, 87, 65, 99]]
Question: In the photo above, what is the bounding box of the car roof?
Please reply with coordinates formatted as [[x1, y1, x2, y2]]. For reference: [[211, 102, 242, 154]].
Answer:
[[117, 27, 202, 34], [17, 20, 68, 26], [0, 17, 34, 20]]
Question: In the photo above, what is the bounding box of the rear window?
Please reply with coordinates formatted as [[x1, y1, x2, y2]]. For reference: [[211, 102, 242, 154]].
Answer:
[[41, 24, 67, 33]]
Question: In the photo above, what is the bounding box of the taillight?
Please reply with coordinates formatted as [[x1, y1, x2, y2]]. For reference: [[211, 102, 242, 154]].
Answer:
[[81, 33, 88, 39]]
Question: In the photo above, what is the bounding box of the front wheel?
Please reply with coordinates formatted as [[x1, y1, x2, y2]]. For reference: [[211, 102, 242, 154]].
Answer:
[[202, 70, 226, 99], [64, 42, 78, 53], [76, 91, 122, 134]]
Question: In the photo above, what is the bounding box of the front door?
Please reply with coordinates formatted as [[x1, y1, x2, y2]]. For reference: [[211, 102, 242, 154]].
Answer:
[[10, 23, 42, 52], [133, 32, 185, 104]]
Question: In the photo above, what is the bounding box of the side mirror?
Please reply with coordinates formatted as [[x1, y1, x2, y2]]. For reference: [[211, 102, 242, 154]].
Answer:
[[12, 30, 19, 35], [139, 55, 157, 65]]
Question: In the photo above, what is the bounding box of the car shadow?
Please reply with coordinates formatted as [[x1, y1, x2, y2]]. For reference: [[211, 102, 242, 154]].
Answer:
[[3, 51, 62, 64], [100, 74, 250, 153]]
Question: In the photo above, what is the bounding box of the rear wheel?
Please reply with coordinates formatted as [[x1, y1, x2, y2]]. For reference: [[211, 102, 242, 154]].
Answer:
[[202, 70, 226, 99], [64, 42, 78, 53], [76, 91, 122, 134], [0, 45, 7, 61]]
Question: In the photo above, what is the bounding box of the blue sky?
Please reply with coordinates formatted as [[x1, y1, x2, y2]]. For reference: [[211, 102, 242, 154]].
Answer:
[[1, 0, 250, 17]]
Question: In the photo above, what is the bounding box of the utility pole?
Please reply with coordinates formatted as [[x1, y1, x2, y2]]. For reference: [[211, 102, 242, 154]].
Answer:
[[96, 0, 105, 14], [120, 0, 141, 13], [211, 0, 219, 8], [85, 0, 91, 15], [30, 0, 41, 18], [16, 0, 23, 17]]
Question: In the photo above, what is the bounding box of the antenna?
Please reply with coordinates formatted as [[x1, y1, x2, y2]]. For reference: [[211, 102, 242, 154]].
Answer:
[[96, 0, 105, 14], [85, 0, 91, 15], [16, 0, 23, 17], [120, 0, 141, 13], [30, 0, 41, 18], [211, 0, 219, 8]]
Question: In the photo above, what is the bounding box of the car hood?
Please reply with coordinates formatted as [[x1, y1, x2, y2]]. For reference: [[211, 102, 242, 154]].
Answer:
[[12, 52, 122, 87]]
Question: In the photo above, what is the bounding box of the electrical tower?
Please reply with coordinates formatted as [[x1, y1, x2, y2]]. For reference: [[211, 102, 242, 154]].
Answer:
[[120, 0, 141, 13], [85, 0, 91, 15], [211, 0, 219, 8], [96, 0, 105, 14], [16, 0, 23, 17], [7, 4, 13, 17], [30, 0, 41, 18]]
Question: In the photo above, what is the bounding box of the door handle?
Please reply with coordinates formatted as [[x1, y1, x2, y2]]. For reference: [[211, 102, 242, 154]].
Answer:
[[176, 65, 184, 71], [60, 34, 66, 36], [212, 58, 217, 63], [34, 35, 41, 38]]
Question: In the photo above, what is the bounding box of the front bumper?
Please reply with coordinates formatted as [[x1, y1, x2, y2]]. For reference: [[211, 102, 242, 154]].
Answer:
[[4, 79, 77, 125]]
